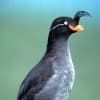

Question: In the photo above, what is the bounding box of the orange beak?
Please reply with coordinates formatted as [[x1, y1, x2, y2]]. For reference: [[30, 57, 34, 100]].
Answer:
[[68, 24, 84, 32]]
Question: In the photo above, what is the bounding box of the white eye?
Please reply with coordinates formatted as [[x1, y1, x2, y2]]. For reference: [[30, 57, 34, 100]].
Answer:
[[64, 21, 68, 25]]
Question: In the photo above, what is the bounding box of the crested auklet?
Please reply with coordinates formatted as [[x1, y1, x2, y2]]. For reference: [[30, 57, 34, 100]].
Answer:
[[17, 11, 90, 100]]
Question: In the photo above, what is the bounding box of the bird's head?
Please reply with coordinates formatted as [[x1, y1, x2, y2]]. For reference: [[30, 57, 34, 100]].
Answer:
[[50, 11, 90, 35]]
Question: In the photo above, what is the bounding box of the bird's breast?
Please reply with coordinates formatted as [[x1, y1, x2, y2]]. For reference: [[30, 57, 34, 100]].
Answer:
[[34, 55, 75, 100], [51, 55, 75, 99]]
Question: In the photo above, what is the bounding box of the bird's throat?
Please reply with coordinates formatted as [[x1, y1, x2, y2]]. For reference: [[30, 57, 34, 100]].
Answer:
[[46, 36, 70, 57]]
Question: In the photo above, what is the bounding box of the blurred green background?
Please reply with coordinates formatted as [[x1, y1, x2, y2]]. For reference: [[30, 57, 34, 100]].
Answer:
[[0, 0, 100, 100]]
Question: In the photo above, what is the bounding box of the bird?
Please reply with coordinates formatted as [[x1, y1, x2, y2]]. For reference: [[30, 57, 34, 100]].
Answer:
[[17, 11, 90, 100]]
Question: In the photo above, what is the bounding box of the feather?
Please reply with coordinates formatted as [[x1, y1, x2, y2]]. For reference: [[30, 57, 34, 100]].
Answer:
[[74, 11, 91, 23]]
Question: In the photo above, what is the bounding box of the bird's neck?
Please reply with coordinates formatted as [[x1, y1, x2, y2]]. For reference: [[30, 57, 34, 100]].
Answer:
[[45, 32, 71, 57]]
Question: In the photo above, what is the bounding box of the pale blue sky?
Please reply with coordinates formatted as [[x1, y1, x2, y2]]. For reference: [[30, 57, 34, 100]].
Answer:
[[0, 0, 99, 13]]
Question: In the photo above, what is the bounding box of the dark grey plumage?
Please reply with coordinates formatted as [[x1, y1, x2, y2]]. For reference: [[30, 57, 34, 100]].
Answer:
[[17, 11, 90, 100]]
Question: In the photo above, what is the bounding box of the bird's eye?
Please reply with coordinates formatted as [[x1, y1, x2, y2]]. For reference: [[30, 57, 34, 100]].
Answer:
[[64, 21, 68, 25]]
